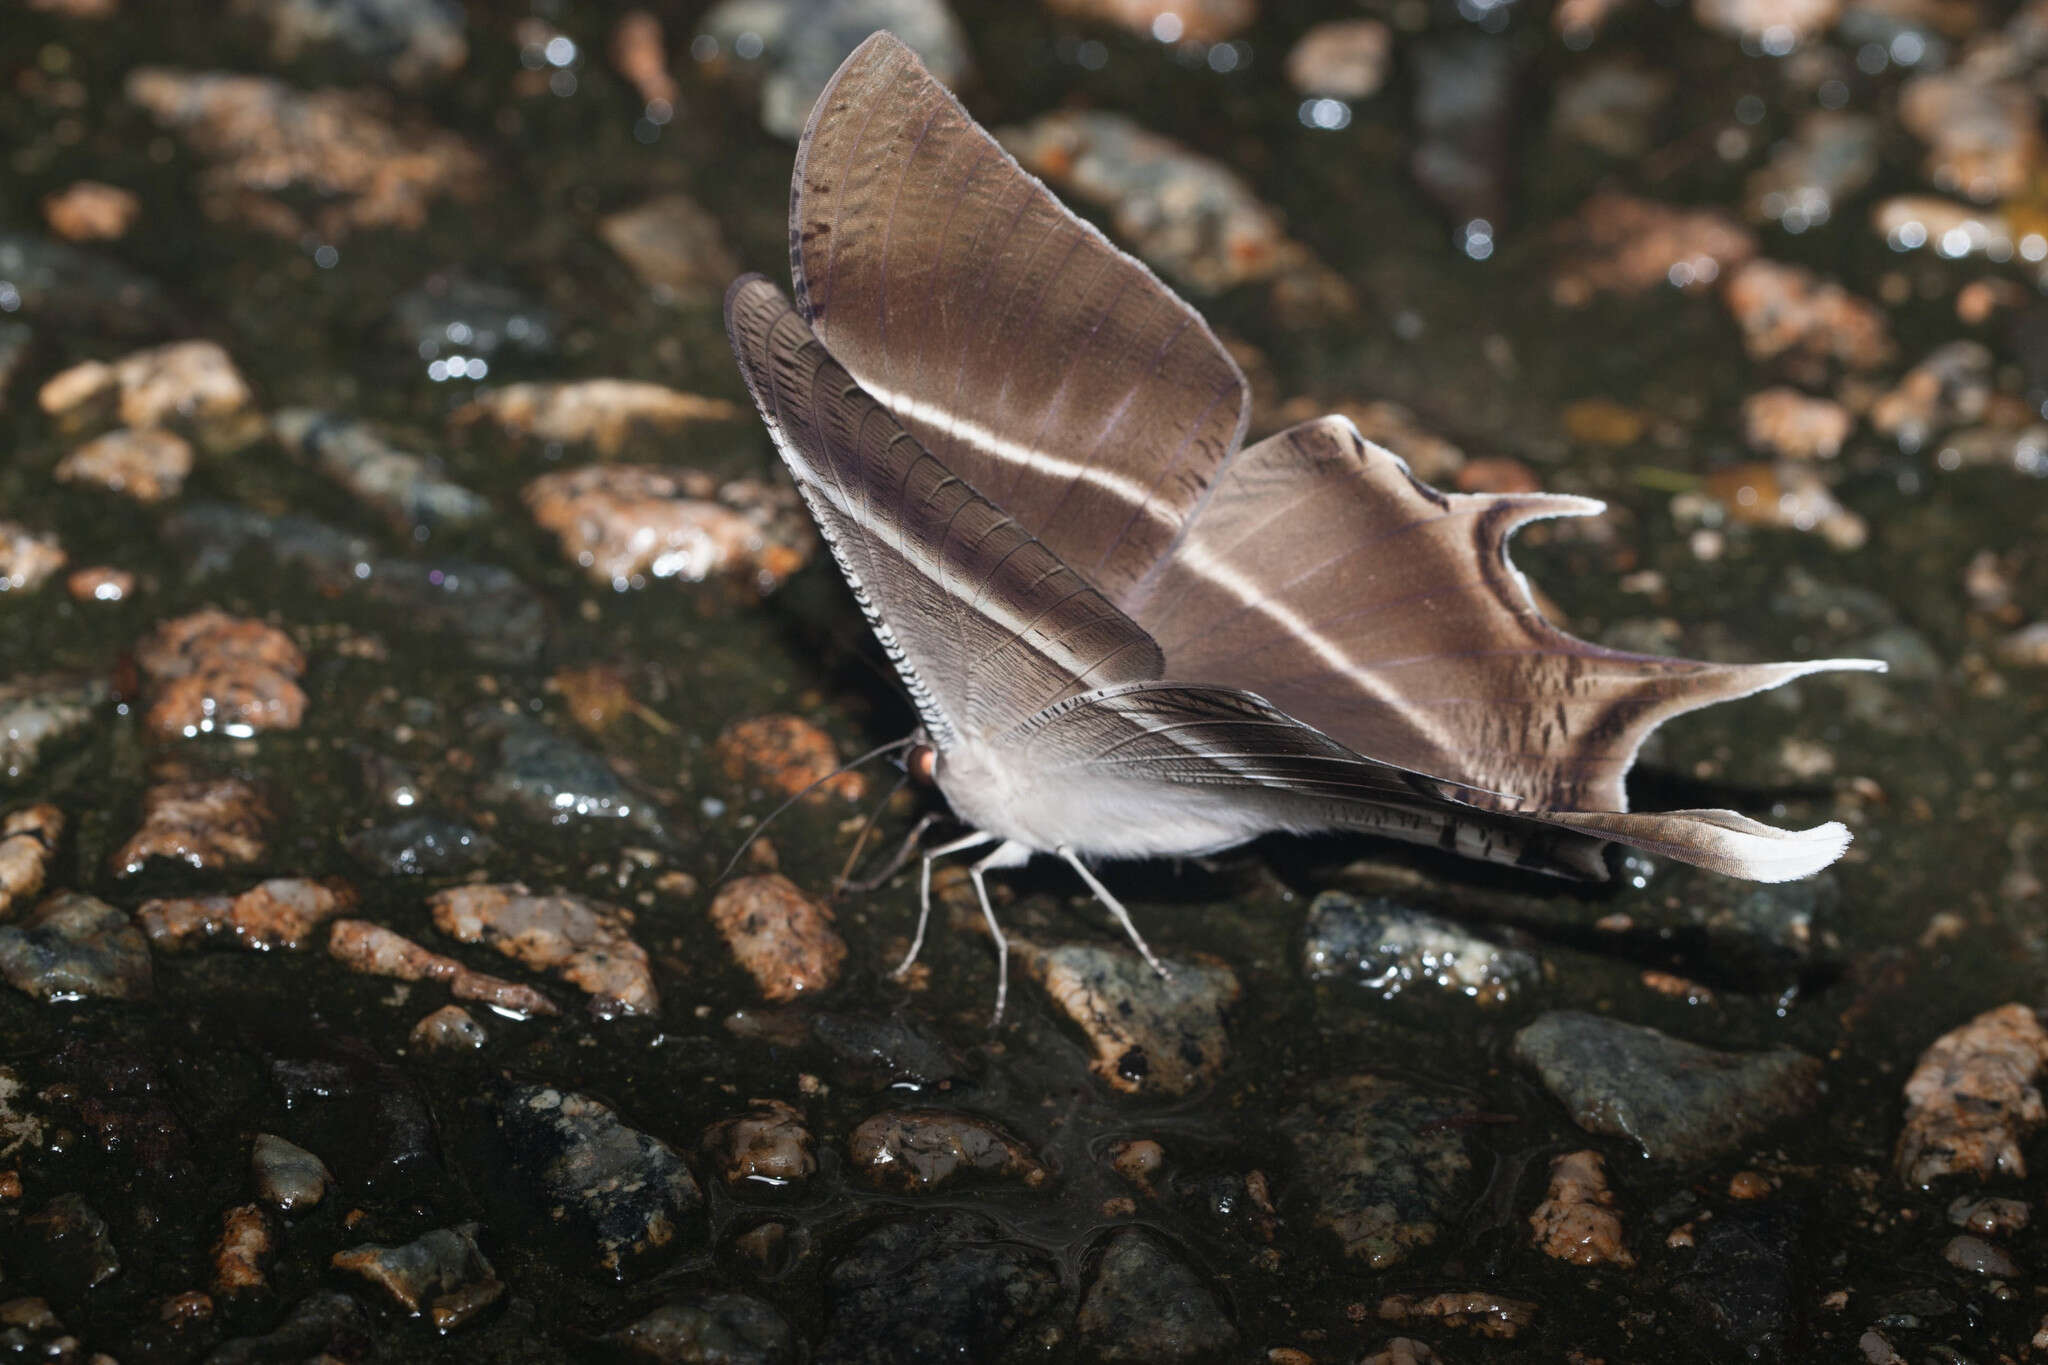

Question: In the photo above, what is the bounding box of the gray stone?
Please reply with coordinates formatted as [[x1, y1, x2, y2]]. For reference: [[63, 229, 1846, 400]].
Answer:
[[1075, 1228, 1237, 1363], [1301, 891, 1539, 1004], [0, 674, 109, 784], [1280, 1075, 1474, 1269], [251, 1133, 333, 1212], [815, 1211, 1060, 1365], [0, 893, 152, 1002], [601, 1291, 801, 1365]]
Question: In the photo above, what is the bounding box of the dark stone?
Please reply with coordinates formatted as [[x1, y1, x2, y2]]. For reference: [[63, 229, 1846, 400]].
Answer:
[[28, 1192, 121, 1292], [0, 674, 110, 784], [345, 814, 496, 876], [0, 893, 153, 1002], [1513, 1012, 1823, 1162], [493, 1085, 704, 1277], [205, 1289, 376, 1364], [0, 232, 175, 336], [267, 1040, 441, 1189], [392, 272, 555, 361], [809, 1011, 967, 1090], [1670, 1202, 1805, 1362], [330, 1222, 503, 1330], [1279, 1075, 1474, 1269], [471, 708, 669, 836], [1075, 1228, 1237, 1363], [1300, 891, 1539, 1004], [273, 409, 489, 532], [816, 1212, 1060, 1365], [600, 1291, 801, 1364]]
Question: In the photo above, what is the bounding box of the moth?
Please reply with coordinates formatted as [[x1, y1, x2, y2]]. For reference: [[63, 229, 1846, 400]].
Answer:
[[725, 33, 1879, 1017]]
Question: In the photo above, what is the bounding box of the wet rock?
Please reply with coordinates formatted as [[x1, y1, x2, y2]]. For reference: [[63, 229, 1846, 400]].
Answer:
[[0, 522, 66, 594], [611, 11, 679, 112], [1001, 110, 1318, 294], [0, 232, 173, 336], [410, 1002, 487, 1051], [708, 874, 846, 1004], [1899, 72, 2041, 203], [523, 465, 813, 594], [1075, 1227, 1236, 1363], [716, 714, 867, 803], [1, 675, 108, 783], [39, 339, 256, 445], [1551, 61, 1673, 159], [136, 609, 308, 740], [67, 565, 135, 602], [815, 1211, 1060, 1365], [1896, 1002, 2048, 1185], [1359, 1342, 1442, 1365], [54, 427, 194, 502], [847, 1108, 1046, 1193], [212, 1202, 276, 1298], [0, 893, 152, 1002], [429, 882, 658, 1017], [139, 877, 355, 952], [1873, 195, 2013, 259], [273, 409, 487, 532], [251, 1132, 332, 1212], [1285, 20, 1390, 101], [700, 0, 972, 141], [332, 1223, 503, 1330], [1670, 1202, 1802, 1360], [1550, 192, 1757, 305], [1929, 420, 2048, 476], [455, 379, 738, 457], [344, 814, 496, 876], [1377, 1291, 1537, 1340], [1723, 260, 1894, 370], [1410, 37, 1518, 241], [493, 1085, 704, 1276], [1018, 939, 1238, 1097], [808, 1010, 967, 1089], [31, 1193, 121, 1290], [1996, 621, 2048, 667], [1944, 1232, 2019, 1276], [1870, 341, 1993, 451], [235, 0, 468, 88], [598, 195, 742, 306], [41, 180, 141, 242], [392, 272, 556, 364], [469, 707, 662, 830], [269, 1040, 439, 1188], [1530, 1149, 1633, 1267], [0, 805, 62, 916], [1280, 1075, 1475, 1268], [327, 919, 559, 1017], [702, 1099, 816, 1189], [1694, 0, 1839, 41], [204, 1289, 375, 1365], [1046, 0, 1252, 43], [126, 69, 486, 239], [600, 1291, 801, 1365], [1742, 388, 1852, 460], [1949, 1194, 2029, 1235], [113, 777, 270, 875], [1693, 460, 1867, 550], [1514, 1011, 1823, 1162], [1746, 112, 1878, 232], [1301, 890, 1539, 1005]]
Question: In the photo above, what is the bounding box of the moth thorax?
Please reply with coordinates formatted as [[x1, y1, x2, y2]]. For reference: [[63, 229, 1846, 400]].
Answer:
[[906, 742, 938, 787]]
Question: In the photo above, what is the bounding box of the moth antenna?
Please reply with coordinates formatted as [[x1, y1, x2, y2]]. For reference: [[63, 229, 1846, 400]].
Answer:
[[716, 736, 917, 885], [832, 770, 910, 895]]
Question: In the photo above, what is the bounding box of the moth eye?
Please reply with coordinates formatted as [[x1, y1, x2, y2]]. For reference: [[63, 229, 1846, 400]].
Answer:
[[907, 743, 938, 786]]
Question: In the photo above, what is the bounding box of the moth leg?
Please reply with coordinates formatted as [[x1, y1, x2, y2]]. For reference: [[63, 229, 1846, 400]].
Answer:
[[842, 809, 935, 895], [897, 829, 996, 979], [968, 848, 1012, 1028], [1058, 846, 1174, 983]]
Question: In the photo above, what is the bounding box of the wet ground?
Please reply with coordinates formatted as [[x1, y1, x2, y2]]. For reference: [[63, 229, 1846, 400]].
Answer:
[[2, 0, 2047, 1361]]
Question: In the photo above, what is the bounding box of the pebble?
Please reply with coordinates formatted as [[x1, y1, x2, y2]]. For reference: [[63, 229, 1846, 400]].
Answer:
[[38, 339, 256, 445], [455, 380, 739, 455], [0, 805, 63, 916], [272, 408, 488, 532], [1693, 0, 1839, 41], [524, 465, 813, 594], [211, 1203, 276, 1297], [709, 874, 846, 1004], [250, 1132, 333, 1212], [327, 918, 559, 1017], [600, 1291, 802, 1365], [1280, 1075, 1475, 1268], [1873, 195, 2013, 259], [814, 1210, 1060, 1364], [702, 1099, 816, 1189], [1550, 192, 1757, 305], [1699, 460, 1868, 550], [1870, 341, 1993, 451], [700, 0, 972, 140], [40, 180, 141, 242], [1377, 1290, 1538, 1340], [1948, 1194, 2030, 1236], [1359, 1342, 1443, 1365], [599, 194, 743, 306], [1722, 260, 1895, 370], [1285, 20, 1390, 100], [492, 1085, 704, 1277], [1942, 1232, 2020, 1277], [716, 714, 867, 803], [847, 1108, 1047, 1193], [0, 675, 107, 782], [1899, 72, 2042, 202], [468, 707, 664, 831], [0, 231, 174, 337], [1670, 1203, 1802, 1358], [203, 1290, 374, 1364], [66, 565, 134, 602], [410, 1002, 488, 1051], [0, 893, 153, 1002], [1410, 37, 1517, 238], [1019, 939, 1238, 1097], [1896, 1002, 2048, 1185], [134, 609, 308, 740], [610, 10, 678, 112], [1046, 0, 1252, 43], [239, 0, 469, 88], [32, 1193, 122, 1291], [429, 882, 658, 1017], [1530, 1149, 1634, 1267], [1742, 388, 1852, 460], [391, 271, 555, 363], [54, 427, 194, 502], [344, 814, 497, 876], [1996, 621, 2048, 667], [0, 522, 67, 594], [125, 68, 485, 238], [1074, 1227, 1238, 1362], [807, 1010, 969, 1090], [138, 877, 355, 952], [1552, 61, 1674, 159], [331, 1223, 503, 1330], [1514, 1011, 1823, 1162], [1745, 112, 1879, 230], [1300, 890, 1539, 1005]]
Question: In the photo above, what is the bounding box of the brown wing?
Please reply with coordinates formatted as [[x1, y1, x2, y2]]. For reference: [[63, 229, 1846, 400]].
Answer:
[[788, 31, 1248, 605], [1127, 414, 1881, 870]]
